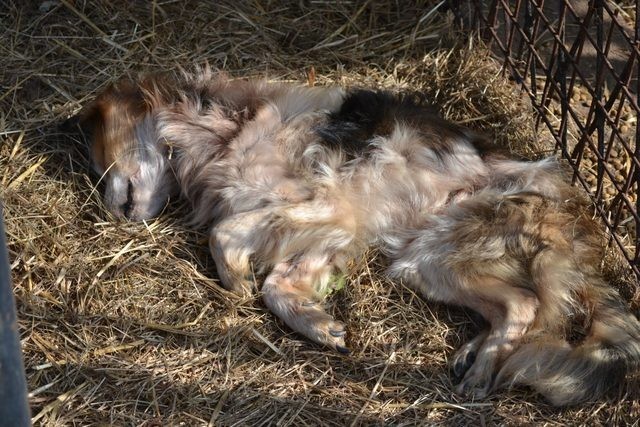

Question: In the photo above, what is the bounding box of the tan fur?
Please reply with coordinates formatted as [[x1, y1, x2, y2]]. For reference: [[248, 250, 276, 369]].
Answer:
[[81, 68, 640, 405]]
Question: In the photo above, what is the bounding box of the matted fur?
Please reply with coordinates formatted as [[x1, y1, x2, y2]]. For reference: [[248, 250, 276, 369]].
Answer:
[[80, 68, 640, 406]]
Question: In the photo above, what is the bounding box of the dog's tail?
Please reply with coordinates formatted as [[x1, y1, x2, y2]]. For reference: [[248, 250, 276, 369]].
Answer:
[[496, 284, 640, 406]]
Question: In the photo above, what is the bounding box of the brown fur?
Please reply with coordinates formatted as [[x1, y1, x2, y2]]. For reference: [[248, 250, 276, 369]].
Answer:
[[80, 69, 640, 405]]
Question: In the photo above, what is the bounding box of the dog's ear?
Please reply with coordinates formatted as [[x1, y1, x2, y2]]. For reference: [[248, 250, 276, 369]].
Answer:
[[57, 95, 107, 174], [77, 95, 106, 133], [66, 80, 146, 175], [71, 96, 107, 175]]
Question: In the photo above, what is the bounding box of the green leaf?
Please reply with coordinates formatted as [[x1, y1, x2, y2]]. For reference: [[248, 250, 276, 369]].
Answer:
[[327, 272, 347, 295]]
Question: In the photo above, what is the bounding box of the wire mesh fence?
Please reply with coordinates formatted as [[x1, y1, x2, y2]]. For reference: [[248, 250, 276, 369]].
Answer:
[[454, 0, 640, 277]]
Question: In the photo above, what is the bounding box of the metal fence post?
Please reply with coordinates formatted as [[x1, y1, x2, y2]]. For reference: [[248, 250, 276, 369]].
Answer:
[[0, 207, 31, 426]]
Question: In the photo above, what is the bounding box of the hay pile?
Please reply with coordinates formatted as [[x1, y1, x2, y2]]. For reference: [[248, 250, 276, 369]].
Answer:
[[1, 1, 638, 425]]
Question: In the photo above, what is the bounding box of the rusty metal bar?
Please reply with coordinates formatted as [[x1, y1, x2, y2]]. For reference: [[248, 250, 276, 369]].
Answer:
[[520, 0, 539, 97], [595, 0, 606, 205], [556, 1, 568, 155]]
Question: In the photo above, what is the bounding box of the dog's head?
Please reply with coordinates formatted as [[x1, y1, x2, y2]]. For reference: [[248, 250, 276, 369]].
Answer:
[[80, 79, 177, 220]]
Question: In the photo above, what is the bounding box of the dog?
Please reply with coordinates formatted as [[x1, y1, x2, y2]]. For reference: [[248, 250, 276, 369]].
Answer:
[[79, 68, 640, 406]]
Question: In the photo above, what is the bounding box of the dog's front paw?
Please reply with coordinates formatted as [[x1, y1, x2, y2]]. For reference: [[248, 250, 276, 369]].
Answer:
[[288, 298, 349, 353]]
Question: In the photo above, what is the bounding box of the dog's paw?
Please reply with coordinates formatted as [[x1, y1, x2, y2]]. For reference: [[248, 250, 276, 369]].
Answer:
[[455, 377, 491, 400], [295, 299, 349, 353], [452, 348, 476, 379], [454, 359, 495, 400], [451, 332, 487, 378]]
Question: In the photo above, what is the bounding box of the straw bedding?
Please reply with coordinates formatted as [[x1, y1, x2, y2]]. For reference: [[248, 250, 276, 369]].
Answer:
[[1, 1, 638, 425]]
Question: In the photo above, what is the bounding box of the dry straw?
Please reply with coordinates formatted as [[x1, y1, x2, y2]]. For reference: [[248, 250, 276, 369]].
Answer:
[[1, 1, 638, 425]]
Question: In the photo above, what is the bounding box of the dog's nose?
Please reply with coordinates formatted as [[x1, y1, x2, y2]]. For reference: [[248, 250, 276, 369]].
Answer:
[[121, 201, 133, 219], [121, 179, 134, 219]]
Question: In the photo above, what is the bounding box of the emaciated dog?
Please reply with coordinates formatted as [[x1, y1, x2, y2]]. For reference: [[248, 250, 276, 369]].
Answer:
[[79, 68, 640, 405]]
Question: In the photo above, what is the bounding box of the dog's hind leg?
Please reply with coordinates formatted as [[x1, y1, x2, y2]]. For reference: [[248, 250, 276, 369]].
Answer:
[[391, 258, 538, 397], [453, 278, 539, 398], [262, 254, 349, 353]]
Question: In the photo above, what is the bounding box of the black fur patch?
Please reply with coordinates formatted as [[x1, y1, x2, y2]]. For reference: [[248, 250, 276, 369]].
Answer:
[[315, 90, 398, 157], [315, 89, 492, 160]]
